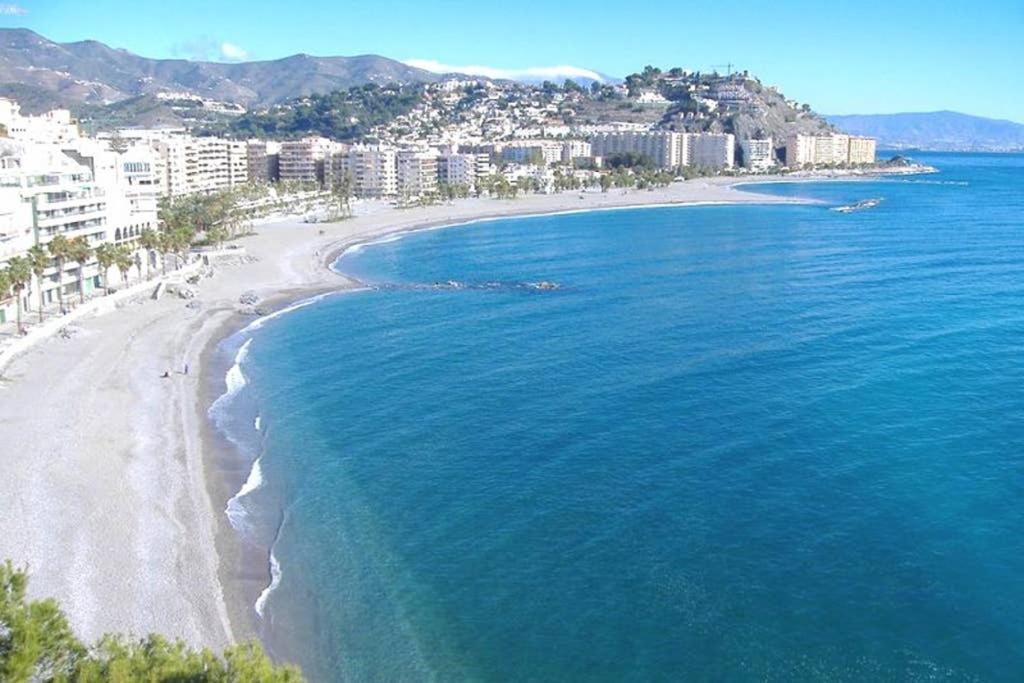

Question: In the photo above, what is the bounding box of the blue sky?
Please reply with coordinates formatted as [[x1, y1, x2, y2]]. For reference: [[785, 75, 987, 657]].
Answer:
[[2, 0, 1022, 121]]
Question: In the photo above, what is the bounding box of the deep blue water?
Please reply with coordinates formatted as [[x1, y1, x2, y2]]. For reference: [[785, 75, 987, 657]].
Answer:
[[215, 153, 1024, 681]]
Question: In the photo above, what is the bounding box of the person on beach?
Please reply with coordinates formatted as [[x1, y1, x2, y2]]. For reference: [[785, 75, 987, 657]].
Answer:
[[184, 363, 189, 375], [161, 371, 170, 378]]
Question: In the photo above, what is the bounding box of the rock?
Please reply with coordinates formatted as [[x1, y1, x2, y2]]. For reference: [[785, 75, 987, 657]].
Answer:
[[239, 291, 260, 305]]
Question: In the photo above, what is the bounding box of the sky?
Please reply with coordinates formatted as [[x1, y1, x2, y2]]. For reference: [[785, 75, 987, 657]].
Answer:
[[2, 0, 1022, 122]]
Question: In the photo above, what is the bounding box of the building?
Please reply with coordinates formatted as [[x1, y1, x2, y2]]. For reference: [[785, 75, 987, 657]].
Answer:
[[0, 98, 80, 145], [279, 137, 333, 185], [686, 133, 735, 170], [500, 140, 563, 166], [335, 146, 398, 198], [785, 134, 876, 167], [437, 153, 480, 190], [785, 134, 815, 167], [590, 131, 685, 169], [1, 142, 110, 311], [561, 140, 592, 165], [812, 134, 850, 166], [397, 149, 439, 198], [847, 136, 876, 165], [740, 138, 774, 171], [247, 140, 281, 183]]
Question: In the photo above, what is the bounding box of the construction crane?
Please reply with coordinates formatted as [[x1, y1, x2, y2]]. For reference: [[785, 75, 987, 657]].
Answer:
[[711, 63, 735, 76]]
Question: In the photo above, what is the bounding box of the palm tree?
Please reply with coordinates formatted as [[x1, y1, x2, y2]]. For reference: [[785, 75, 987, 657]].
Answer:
[[0, 268, 10, 327], [67, 236, 93, 305], [94, 243, 117, 294], [138, 229, 160, 278], [27, 245, 49, 323], [5, 256, 32, 334], [46, 234, 72, 314], [114, 246, 135, 286]]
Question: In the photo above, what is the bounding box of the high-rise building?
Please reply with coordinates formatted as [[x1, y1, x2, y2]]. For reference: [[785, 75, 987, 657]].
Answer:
[[686, 133, 736, 169], [740, 138, 774, 171], [279, 137, 333, 185], [590, 132, 685, 169], [397, 149, 439, 198], [847, 136, 877, 165]]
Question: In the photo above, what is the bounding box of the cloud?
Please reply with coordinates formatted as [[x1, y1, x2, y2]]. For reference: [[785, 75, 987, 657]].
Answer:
[[220, 42, 248, 61], [0, 4, 28, 15], [403, 59, 609, 83], [171, 36, 250, 62]]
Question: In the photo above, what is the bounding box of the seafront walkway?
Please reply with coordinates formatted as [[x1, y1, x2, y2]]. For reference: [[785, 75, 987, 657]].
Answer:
[[0, 258, 206, 376]]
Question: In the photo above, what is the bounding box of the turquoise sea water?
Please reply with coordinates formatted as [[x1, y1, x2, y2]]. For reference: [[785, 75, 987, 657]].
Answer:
[[213, 153, 1024, 681]]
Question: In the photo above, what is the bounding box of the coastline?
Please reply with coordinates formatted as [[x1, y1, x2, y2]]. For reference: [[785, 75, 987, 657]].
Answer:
[[0, 178, 833, 658]]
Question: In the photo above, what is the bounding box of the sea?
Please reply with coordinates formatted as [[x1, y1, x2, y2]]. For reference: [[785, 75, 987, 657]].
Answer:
[[210, 152, 1024, 681]]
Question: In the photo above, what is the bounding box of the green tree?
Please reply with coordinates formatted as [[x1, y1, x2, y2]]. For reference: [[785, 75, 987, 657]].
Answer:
[[0, 560, 303, 681], [114, 245, 135, 286], [26, 245, 49, 323], [46, 234, 72, 313], [94, 243, 118, 294], [4, 257, 32, 334], [67, 236, 94, 305], [138, 229, 161, 278]]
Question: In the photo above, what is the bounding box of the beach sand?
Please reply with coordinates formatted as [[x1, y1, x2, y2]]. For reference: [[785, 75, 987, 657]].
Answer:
[[0, 180, 809, 652]]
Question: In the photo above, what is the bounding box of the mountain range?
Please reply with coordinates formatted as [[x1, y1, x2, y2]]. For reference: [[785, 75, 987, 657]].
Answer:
[[0, 28, 453, 110], [827, 111, 1024, 152]]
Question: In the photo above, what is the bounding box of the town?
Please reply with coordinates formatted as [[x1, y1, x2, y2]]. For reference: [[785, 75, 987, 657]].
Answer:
[[0, 69, 878, 332]]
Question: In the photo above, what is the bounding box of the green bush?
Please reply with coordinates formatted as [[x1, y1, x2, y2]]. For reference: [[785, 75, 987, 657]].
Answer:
[[0, 560, 303, 682]]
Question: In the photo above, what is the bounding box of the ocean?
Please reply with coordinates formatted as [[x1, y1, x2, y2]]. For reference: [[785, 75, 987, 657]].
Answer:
[[211, 153, 1024, 681]]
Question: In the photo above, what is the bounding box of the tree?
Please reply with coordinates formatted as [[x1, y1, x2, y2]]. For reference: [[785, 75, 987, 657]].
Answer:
[[3, 257, 31, 334], [0, 270, 9, 326], [67, 236, 94, 305], [138, 229, 161, 278], [114, 246, 135, 286], [26, 245, 49, 323], [46, 234, 72, 313], [94, 243, 118, 294], [0, 560, 304, 681]]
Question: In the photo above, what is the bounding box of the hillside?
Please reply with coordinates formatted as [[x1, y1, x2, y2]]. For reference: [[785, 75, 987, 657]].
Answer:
[[827, 111, 1024, 152], [0, 28, 448, 109]]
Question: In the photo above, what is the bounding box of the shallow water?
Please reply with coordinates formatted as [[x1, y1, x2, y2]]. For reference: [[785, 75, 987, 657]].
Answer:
[[215, 153, 1024, 681]]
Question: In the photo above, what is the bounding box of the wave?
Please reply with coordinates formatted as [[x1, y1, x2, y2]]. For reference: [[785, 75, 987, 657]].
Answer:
[[208, 338, 253, 419], [255, 515, 286, 618], [254, 415, 262, 431], [239, 292, 339, 334], [225, 455, 264, 531]]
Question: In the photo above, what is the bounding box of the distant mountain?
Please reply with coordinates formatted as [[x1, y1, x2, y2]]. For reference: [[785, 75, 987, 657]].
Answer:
[[0, 28, 451, 109], [828, 111, 1024, 152]]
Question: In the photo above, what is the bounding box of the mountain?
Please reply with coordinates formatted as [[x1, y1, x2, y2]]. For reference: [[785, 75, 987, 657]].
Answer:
[[827, 111, 1024, 152], [0, 28, 451, 109]]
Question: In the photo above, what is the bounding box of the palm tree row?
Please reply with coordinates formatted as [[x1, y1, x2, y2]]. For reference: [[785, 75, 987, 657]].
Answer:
[[0, 237, 142, 334]]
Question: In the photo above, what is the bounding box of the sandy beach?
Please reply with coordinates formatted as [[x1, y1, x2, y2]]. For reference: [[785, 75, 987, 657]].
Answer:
[[0, 180, 810, 651]]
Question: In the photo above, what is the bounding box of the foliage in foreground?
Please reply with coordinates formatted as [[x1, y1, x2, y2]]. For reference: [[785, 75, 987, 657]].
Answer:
[[0, 560, 302, 682]]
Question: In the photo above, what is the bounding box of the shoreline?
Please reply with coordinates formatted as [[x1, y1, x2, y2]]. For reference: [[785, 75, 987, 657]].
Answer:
[[0, 176, 880, 661]]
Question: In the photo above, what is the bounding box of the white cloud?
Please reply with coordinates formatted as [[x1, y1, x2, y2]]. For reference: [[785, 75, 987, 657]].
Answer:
[[0, 3, 28, 15], [403, 59, 608, 83], [220, 42, 248, 61]]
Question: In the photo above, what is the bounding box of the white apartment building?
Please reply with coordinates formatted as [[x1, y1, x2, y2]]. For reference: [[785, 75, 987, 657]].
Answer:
[[334, 146, 398, 198], [397, 149, 439, 198], [3, 143, 110, 309], [785, 134, 817, 167], [0, 98, 80, 145], [740, 138, 774, 171], [117, 130, 248, 197], [438, 153, 480, 190], [279, 137, 333, 185], [812, 134, 850, 166], [590, 131, 685, 169], [848, 136, 877, 165], [501, 140, 564, 166], [247, 140, 281, 183], [561, 140, 593, 165], [686, 133, 735, 170], [785, 134, 876, 167]]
